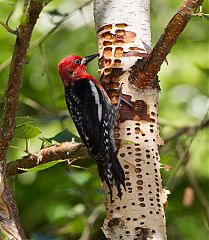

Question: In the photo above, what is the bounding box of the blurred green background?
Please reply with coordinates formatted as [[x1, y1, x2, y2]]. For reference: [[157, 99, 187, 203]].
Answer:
[[0, 0, 208, 239]]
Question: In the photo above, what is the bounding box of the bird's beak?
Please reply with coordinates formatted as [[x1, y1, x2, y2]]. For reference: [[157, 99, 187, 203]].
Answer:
[[81, 54, 98, 65]]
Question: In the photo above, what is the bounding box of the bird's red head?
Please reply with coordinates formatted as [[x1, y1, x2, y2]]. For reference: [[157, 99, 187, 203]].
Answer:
[[58, 54, 97, 87]]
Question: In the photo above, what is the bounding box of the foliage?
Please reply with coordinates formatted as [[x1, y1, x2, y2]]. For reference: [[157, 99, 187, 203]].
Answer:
[[0, 0, 208, 239]]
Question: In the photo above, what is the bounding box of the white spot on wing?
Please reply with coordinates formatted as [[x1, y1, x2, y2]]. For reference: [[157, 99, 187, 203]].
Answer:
[[89, 81, 102, 122]]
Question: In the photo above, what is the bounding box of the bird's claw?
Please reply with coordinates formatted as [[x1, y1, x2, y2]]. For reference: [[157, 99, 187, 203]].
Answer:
[[31, 153, 43, 165], [117, 83, 133, 111]]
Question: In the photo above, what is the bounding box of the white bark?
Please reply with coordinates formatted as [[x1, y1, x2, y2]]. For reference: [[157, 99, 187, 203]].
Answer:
[[94, 0, 167, 239]]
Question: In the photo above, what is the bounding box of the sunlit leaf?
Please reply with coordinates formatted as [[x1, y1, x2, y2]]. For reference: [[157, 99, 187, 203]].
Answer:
[[15, 124, 41, 139], [18, 159, 67, 172], [70, 165, 87, 169], [16, 116, 35, 127]]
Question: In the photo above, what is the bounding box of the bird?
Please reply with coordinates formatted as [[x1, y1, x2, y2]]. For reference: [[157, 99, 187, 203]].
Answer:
[[58, 54, 126, 201]]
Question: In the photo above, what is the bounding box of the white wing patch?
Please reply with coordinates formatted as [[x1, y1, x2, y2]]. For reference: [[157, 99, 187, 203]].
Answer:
[[89, 81, 102, 122]]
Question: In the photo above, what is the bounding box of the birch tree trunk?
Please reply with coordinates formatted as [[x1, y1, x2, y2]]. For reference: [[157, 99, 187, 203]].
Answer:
[[94, 1, 167, 239]]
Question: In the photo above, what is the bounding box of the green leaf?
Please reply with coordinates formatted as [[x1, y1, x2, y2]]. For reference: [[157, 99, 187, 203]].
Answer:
[[15, 124, 41, 139], [18, 159, 67, 172], [16, 116, 35, 127], [45, 129, 81, 143]]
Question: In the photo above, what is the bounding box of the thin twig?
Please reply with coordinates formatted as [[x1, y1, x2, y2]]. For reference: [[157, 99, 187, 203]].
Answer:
[[165, 143, 190, 190], [0, 11, 17, 35], [79, 206, 103, 240], [165, 110, 209, 225], [31, 0, 93, 48], [184, 167, 209, 226], [165, 110, 208, 189], [165, 118, 209, 143], [39, 44, 65, 129], [192, 5, 209, 18], [0, 0, 93, 73]]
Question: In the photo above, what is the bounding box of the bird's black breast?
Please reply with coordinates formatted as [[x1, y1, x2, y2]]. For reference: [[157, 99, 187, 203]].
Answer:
[[64, 79, 114, 157]]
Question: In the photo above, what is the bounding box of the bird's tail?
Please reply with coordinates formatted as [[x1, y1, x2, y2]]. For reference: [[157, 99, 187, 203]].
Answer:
[[97, 152, 126, 202]]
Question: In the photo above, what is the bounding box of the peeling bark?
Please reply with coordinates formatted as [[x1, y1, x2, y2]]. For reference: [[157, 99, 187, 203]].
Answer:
[[94, 0, 167, 239], [94, 0, 203, 239]]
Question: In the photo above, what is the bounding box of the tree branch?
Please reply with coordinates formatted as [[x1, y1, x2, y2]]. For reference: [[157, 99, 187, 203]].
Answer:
[[165, 110, 208, 189], [129, 0, 204, 87], [0, 1, 44, 239], [9, 116, 208, 178], [6, 142, 88, 177], [79, 205, 103, 240], [0, 1, 44, 161], [165, 110, 209, 225], [164, 117, 209, 143], [0, 0, 93, 73], [184, 167, 209, 226]]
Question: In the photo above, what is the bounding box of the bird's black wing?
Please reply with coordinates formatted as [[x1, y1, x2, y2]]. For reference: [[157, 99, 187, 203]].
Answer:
[[65, 79, 114, 157], [65, 79, 125, 200]]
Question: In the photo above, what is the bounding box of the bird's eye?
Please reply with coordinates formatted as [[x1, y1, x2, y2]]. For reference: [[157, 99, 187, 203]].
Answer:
[[73, 59, 81, 65]]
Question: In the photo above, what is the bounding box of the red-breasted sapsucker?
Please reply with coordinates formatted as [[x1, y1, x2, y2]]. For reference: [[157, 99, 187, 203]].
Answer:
[[58, 54, 125, 201]]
